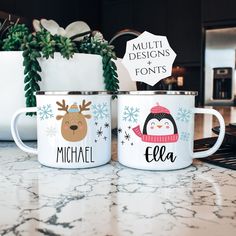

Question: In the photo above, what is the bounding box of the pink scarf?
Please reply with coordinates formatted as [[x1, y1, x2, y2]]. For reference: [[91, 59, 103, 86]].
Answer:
[[132, 125, 179, 143]]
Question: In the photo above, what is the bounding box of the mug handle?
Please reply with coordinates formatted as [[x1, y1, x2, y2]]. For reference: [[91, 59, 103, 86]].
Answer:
[[11, 107, 38, 154], [193, 108, 225, 158]]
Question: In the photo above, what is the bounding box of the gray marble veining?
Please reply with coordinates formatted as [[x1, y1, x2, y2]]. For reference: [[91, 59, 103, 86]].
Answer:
[[0, 141, 236, 236]]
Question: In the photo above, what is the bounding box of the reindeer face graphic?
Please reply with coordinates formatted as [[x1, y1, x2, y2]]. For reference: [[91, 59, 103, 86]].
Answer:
[[56, 99, 92, 142]]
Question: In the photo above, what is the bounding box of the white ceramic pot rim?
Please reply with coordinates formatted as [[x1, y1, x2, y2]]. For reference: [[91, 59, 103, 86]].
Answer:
[[117, 90, 198, 96], [36, 91, 114, 95]]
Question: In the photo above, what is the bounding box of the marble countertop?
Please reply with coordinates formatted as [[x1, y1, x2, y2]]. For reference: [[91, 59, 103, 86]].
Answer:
[[0, 140, 236, 236]]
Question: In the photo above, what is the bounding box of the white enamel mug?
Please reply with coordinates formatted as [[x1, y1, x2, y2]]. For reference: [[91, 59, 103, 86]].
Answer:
[[11, 91, 112, 168], [117, 91, 225, 170]]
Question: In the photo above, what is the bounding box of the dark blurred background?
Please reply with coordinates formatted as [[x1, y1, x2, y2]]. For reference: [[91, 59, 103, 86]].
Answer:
[[1, 0, 236, 105]]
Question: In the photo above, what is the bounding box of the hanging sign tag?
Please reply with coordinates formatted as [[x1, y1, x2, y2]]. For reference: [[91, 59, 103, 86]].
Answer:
[[122, 31, 176, 86]]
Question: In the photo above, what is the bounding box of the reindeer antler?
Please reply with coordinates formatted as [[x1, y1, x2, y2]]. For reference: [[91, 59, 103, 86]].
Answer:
[[79, 99, 92, 113], [56, 99, 69, 113]]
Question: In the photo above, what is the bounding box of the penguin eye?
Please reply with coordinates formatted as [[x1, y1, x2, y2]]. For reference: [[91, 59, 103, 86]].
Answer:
[[164, 122, 169, 125], [151, 122, 155, 126]]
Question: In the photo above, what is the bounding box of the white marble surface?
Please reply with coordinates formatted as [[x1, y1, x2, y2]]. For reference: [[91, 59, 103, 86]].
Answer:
[[0, 141, 236, 236]]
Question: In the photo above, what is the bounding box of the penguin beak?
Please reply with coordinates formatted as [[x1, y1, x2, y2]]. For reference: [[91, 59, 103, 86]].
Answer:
[[157, 125, 162, 128]]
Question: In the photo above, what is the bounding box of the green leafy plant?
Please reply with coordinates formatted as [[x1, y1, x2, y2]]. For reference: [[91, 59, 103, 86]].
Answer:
[[79, 35, 119, 92], [2, 24, 29, 50], [0, 22, 119, 114]]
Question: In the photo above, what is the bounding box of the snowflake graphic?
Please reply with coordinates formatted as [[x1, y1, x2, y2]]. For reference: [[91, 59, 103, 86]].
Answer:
[[92, 103, 109, 120], [104, 122, 110, 128], [123, 106, 140, 123], [97, 127, 103, 137], [180, 132, 190, 142], [38, 104, 54, 120], [45, 126, 57, 137], [118, 128, 122, 133], [124, 131, 131, 141], [176, 108, 191, 123]]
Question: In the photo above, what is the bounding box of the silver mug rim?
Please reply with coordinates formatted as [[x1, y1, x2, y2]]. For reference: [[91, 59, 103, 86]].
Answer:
[[36, 90, 198, 96], [36, 91, 114, 95], [117, 90, 198, 95]]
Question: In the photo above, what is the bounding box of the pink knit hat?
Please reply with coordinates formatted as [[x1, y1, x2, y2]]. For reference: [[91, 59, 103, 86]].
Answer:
[[150, 103, 170, 114]]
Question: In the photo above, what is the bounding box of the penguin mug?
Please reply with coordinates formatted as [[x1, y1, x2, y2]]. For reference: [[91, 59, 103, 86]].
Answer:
[[11, 91, 112, 169], [117, 91, 225, 170]]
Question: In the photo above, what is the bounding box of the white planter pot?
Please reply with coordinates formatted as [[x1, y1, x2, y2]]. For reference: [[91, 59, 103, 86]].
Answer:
[[0, 51, 136, 140]]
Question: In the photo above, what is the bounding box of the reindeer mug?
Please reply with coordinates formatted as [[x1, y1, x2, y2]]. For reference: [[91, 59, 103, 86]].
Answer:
[[11, 91, 112, 168]]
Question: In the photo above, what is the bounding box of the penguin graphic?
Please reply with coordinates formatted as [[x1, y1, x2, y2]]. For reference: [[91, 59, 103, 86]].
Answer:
[[133, 103, 178, 143]]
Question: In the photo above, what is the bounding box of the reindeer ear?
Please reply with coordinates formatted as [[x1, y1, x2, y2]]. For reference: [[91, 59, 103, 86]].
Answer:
[[56, 115, 64, 120], [84, 114, 91, 119]]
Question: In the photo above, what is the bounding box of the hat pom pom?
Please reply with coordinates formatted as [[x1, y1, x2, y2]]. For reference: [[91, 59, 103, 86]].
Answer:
[[68, 102, 80, 113], [150, 103, 170, 114]]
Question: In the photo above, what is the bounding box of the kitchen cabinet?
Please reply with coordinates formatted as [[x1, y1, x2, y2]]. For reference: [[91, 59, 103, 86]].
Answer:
[[132, 0, 168, 37], [101, 0, 134, 41], [101, 0, 135, 58], [202, 0, 236, 26], [0, 0, 101, 29], [102, 0, 201, 65], [167, 0, 201, 65], [101, 0, 202, 103]]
